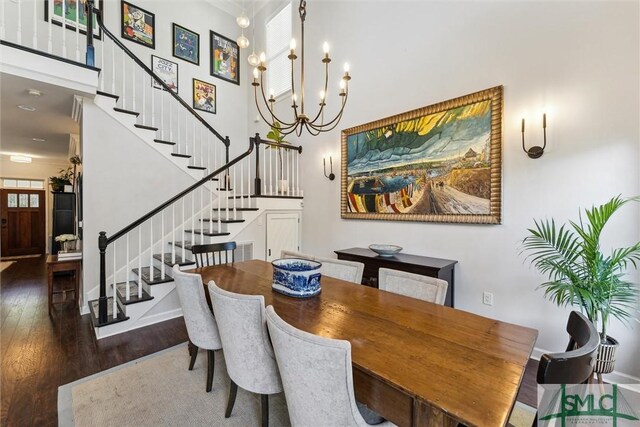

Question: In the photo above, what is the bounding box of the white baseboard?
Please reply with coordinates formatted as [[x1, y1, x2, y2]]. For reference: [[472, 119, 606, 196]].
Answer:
[[531, 346, 640, 388]]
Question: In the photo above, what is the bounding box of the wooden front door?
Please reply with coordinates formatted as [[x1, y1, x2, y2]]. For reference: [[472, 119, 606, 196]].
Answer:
[[1, 189, 46, 257]]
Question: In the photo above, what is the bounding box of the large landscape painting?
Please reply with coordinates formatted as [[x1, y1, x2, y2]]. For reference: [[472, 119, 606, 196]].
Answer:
[[341, 86, 503, 224]]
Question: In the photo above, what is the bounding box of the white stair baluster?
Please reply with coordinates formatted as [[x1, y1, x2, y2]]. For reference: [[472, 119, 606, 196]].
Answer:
[[217, 182, 221, 232], [61, 0, 66, 57], [149, 217, 153, 282], [181, 199, 185, 262], [206, 133, 210, 172], [270, 146, 274, 195], [100, 38, 105, 91], [169, 102, 173, 142], [1, 0, 6, 40], [160, 90, 165, 140], [209, 172, 213, 234], [112, 244, 117, 317], [192, 121, 196, 165], [200, 128, 203, 168], [16, 0, 22, 45], [161, 211, 165, 280], [132, 60, 136, 112], [296, 152, 300, 196], [240, 160, 244, 209], [125, 233, 130, 301], [233, 166, 237, 220], [199, 187, 203, 241], [287, 150, 291, 195], [122, 49, 126, 109], [141, 68, 145, 125], [226, 169, 230, 221], [191, 193, 195, 243], [75, 0, 80, 61], [47, 0, 52, 53], [172, 205, 176, 265], [247, 155, 251, 197], [151, 75, 155, 127], [262, 145, 266, 195], [138, 227, 142, 298], [111, 40, 115, 94], [32, 0, 38, 49]]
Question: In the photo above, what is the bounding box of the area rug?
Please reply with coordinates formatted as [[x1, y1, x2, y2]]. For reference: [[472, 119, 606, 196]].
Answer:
[[58, 343, 537, 427], [0, 261, 16, 272]]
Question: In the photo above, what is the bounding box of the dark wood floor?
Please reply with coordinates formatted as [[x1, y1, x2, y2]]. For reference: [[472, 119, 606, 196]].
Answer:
[[0, 256, 537, 426]]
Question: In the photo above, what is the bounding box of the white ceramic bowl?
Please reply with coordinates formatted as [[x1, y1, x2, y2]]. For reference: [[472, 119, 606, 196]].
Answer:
[[369, 244, 403, 257]]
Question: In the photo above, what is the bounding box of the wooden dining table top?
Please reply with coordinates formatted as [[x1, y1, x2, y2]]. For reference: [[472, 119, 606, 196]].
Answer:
[[188, 260, 538, 427]]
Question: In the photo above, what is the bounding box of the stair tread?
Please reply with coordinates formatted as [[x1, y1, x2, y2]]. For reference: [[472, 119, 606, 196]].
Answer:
[[184, 229, 231, 237], [113, 281, 154, 305], [154, 139, 177, 146], [200, 218, 245, 224], [188, 165, 207, 170], [97, 90, 119, 101], [134, 124, 159, 131], [113, 107, 140, 117], [213, 207, 258, 212], [169, 241, 193, 251], [229, 194, 303, 199], [131, 266, 174, 285], [88, 297, 129, 327], [153, 253, 195, 267], [171, 153, 191, 159]]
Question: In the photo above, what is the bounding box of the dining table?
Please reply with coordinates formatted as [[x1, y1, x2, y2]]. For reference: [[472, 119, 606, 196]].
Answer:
[[188, 259, 538, 427]]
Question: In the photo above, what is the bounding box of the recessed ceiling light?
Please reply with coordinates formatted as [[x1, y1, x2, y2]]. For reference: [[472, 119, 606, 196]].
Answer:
[[17, 105, 36, 112], [32, 137, 46, 142], [10, 155, 32, 163], [27, 89, 42, 97]]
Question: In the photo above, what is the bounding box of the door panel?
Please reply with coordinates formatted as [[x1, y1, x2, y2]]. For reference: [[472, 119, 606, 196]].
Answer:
[[1, 189, 45, 257], [266, 213, 300, 261]]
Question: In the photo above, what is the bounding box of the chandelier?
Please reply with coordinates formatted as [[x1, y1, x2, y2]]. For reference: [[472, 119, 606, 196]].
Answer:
[[252, 0, 351, 137]]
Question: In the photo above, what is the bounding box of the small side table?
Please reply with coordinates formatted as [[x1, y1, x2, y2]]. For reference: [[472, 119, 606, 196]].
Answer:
[[46, 255, 81, 315]]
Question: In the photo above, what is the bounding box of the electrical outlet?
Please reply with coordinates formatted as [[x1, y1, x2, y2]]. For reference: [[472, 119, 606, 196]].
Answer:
[[483, 291, 493, 306]]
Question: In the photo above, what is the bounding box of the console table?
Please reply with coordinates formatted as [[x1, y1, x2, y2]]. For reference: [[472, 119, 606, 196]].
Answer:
[[46, 254, 81, 315], [334, 247, 457, 307]]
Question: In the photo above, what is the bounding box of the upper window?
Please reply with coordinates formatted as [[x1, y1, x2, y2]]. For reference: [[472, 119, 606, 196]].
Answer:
[[266, 2, 292, 98], [2, 178, 44, 189]]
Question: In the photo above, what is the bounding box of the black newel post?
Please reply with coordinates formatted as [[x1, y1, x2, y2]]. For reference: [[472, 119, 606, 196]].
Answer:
[[98, 231, 108, 323], [254, 134, 262, 196], [85, 0, 95, 66]]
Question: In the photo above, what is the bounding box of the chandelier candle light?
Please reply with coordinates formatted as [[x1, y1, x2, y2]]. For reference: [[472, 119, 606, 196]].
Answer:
[[253, 0, 351, 137]]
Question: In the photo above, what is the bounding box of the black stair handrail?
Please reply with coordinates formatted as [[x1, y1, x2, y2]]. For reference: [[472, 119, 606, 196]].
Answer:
[[96, 136, 257, 324], [91, 5, 229, 147]]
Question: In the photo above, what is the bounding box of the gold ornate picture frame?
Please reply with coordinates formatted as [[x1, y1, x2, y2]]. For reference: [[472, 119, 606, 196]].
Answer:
[[341, 86, 503, 224]]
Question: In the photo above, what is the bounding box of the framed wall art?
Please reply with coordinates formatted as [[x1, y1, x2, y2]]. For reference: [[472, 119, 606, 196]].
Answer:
[[44, 0, 104, 39], [121, 1, 155, 48], [209, 30, 239, 85], [341, 86, 503, 224], [151, 55, 178, 93], [193, 79, 216, 114], [173, 23, 199, 65]]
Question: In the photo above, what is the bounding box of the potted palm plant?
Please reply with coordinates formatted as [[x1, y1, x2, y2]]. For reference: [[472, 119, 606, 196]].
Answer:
[[49, 167, 73, 192], [266, 122, 292, 194], [521, 195, 640, 378]]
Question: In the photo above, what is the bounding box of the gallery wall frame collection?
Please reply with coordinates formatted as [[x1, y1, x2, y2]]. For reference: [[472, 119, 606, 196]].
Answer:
[[341, 86, 503, 225], [44, 0, 104, 39]]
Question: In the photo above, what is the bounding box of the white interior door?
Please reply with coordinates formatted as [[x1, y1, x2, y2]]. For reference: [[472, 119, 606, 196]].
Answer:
[[266, 213, 300, 261]]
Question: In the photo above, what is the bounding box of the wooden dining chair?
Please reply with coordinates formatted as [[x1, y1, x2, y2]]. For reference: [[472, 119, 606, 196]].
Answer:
[[172, 266, 223, 392], [378, 268, 448, 305], [208, 283, 283, 427], [191, 241, 237, 267], [265, 306, 393, 427], [532, 311, 599, 426]]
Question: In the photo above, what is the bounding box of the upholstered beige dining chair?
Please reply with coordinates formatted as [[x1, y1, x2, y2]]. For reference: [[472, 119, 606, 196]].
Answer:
[[265, 306, 393, 427], [280, 249, 313, 259], [378, 268, 448, 305], [172, 265, 223, 392], [208, 283, 283, 427], [314, 256, 364, 284]]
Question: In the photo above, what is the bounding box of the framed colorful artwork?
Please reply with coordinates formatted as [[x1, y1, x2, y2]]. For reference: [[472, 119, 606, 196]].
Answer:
[[209, 30, 239, 85], [44, 0, 104, 39], [193, 79, 216, 114], [341, 86, 503, 224], [173, 23, 199, 65], [121, 1, 155, 49], [151, 56, 178, 93]]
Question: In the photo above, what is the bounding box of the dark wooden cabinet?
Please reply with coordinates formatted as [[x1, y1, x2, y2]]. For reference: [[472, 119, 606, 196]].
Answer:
[[51, 193, 76, 254], [334, 247, 457, 307]]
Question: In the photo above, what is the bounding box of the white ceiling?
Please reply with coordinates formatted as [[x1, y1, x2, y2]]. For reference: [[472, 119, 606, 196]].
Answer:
[[0, 73, 78, 162], [205, 0, 270, 18]]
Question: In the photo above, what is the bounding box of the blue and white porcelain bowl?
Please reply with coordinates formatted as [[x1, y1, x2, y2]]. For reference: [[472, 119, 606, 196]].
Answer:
[[272, 258, 322, 298]]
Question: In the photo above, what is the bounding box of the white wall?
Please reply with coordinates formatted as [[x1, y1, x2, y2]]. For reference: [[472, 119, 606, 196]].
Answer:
[[0, 157, 71, 253], [252, 1, 640, 380]]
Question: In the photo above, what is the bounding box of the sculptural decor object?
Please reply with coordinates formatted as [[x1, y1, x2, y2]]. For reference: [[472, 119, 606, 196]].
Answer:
[[272, 258, 322, 298]]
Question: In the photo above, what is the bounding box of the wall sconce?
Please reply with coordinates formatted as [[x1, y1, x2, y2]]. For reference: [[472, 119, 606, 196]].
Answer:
[[323, 153, 335, 180], [521, 113, 547, 159]]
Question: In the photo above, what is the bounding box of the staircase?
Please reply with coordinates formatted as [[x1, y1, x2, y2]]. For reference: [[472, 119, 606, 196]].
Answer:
[[0, 0, 304, 338]]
